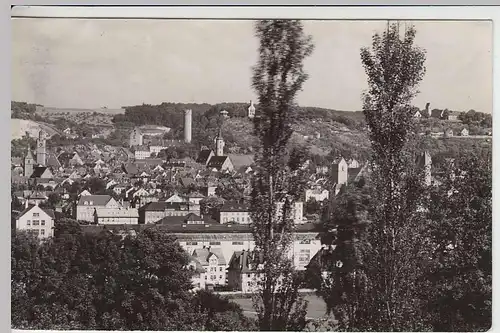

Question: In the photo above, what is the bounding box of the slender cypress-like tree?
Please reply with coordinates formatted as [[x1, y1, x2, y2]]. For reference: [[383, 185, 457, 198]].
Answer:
[[249, 19, 314, 331], [318, 22, 429, 331]]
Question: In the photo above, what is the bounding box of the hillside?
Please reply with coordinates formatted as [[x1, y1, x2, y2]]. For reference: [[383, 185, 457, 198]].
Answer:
[[11, 118, 61, 140]]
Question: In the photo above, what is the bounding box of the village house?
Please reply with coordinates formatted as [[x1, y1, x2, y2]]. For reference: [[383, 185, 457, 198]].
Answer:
[[76, 194, 122, 222], [15, 202, 55, 239], [187, 255, 207, 291], [138, 201, 201, 224], [94, 207, 139, 225], [459, 128, 469, 136], [218, 202, 252, 224], [305, 188, 330, 202], [191, 247, 227, 287]]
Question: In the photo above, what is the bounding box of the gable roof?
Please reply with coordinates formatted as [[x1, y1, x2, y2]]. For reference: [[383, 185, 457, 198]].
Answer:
[[196, 149, 214, 164], [16, 204, 55, 220], [220, 202, 249, 212], [77, 195, 113, 206], [30, 166, 52, 179], [192, 247, 227, 266], [228, 250, 263, 273], [207, 156, 231, 169]]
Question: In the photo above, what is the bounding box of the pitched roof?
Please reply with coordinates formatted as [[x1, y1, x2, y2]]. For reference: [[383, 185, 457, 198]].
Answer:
[[228, 250, 263, 273], [196, 149, 214, 164], [46, 153, 61, 169], [207, 156, 229, 168], [192, 247, 227, 266], [16, 204, 55, 220], [220, 202, 250, 212], [30, 167, 51, 179], [227, 154, 254, 169], [77, 195, 113, 206]]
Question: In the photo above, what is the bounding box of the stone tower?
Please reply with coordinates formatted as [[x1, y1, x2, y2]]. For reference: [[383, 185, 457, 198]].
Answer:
[[129, 127, 143, 147], [248, 100, 255, 119], [331, 157, 348, 186], [24, 148, 34, 177], [214, 128, 225, 157], [184, 109, 192, 143], [36, 130, 47, 166]]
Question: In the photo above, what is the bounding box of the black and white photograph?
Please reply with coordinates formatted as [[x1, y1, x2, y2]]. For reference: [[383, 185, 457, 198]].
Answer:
[[10, 8, 492, 331]]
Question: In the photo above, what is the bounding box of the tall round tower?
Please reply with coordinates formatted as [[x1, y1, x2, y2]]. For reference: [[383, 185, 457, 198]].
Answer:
[[184, 109, 192, 143]]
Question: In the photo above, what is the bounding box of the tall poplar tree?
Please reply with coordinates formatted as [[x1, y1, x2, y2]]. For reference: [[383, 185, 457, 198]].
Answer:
[[250, 19, 314, 331], [317, 22, 429, 331]]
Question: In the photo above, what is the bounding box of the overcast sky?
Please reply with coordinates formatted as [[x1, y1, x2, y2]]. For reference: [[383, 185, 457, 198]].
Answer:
[[12, 19, 492, 113]]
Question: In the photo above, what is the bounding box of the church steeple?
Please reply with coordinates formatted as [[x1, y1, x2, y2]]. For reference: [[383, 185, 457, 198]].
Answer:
[[214, 127, 225, 157], [24, 147, 34, 177]]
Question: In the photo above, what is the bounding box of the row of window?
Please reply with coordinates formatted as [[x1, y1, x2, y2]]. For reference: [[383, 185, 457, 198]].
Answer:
[[209, 267, 224, 272], [222, 217, 251, 223], [28, 229, 45, 235], [26, 220, 46, 226], [205, 275, 224, 280]]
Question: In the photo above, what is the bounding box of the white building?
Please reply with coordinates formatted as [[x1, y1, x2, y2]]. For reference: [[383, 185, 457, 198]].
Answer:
[[276, 201, 304, 225], [305, 188, 330, 203], [191, 247, 227, 287], [134, 147, 151, 160], [76, 195, 122, 222], [218, 202, 252, 224], [94, 207, 139, 225], [15, 202, 55, 239]]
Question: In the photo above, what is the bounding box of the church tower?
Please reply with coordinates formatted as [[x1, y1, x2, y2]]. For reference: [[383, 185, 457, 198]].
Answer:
[[248, 100, 255, 119], [214, 128, 225, 157], [36, 130, 47, 166], [24, 148, 34, 177]]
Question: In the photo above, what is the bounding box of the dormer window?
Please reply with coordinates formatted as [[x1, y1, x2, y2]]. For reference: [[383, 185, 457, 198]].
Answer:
[[84, 201, 88, 205]]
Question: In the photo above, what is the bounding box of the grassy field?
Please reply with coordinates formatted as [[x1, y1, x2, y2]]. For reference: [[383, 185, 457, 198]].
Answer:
[[231, 295, 328, 319]]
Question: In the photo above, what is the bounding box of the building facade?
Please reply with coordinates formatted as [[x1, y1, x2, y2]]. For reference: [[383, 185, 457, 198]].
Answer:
[[94, 207, 139, 224], [16, 203, 55, 239], [76, 195, 122, 222]]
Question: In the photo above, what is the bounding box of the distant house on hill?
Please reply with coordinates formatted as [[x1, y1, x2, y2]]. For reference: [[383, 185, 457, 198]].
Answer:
[[459, 128, 469, 137]]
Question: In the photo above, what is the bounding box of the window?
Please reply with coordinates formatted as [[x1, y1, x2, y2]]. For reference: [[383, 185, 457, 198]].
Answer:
[[186, 241, 198, 246], [219, 267, 223, 272], [247, 274, 251, 278], [40, 229, 45, 236], [27, 220, 31, 226], [33, 213, 39, 217], [298, 249, 311, 266], [219, 275, 222, 279], [32, 220, 39, 226], [232, 241, 244, 245], [209, 242, 221, 246], [247, 282, 251, 286], [299, 240, 311, 245], [205, 276, 207, 280], [236, 217, 240, 222]]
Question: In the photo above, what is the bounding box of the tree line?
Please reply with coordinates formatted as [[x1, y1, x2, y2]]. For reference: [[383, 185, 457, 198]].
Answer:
[[12, 223, 256, 331]]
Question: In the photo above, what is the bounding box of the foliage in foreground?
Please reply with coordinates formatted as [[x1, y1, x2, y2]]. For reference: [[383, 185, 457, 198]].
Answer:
[[11, 227, 255, 331]]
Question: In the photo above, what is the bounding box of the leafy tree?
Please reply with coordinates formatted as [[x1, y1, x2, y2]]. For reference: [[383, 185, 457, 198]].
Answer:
[[304, 198, 322, 215], [320, 22, 429, 331], [250, 19, 314, 331], [422, 152, 492, 331], [11, 227, 204, 330], [192, 290, 257, 331], [84, 178, 106, 195], [200, 196, 225, 220]]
